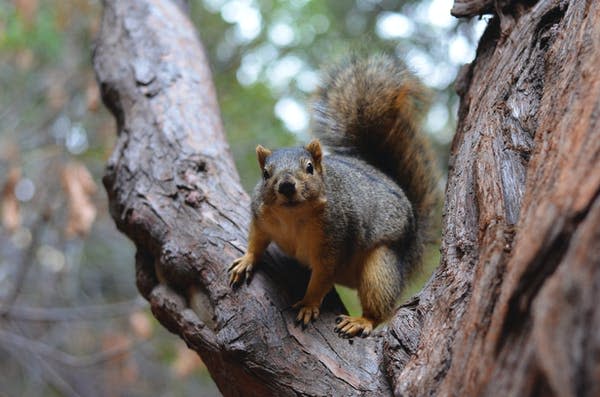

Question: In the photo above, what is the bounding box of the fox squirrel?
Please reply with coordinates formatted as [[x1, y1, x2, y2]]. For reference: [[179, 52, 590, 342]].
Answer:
[[229, 54, 438, 338]]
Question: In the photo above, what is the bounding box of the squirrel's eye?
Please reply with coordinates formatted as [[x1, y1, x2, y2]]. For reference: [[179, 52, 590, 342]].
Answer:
[[262, 169, 270, 179], [306, 162, 314, 175]]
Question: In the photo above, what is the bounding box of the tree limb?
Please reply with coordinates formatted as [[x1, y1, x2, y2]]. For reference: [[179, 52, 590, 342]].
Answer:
[[93, 0, 600, 396], [93, 1, 393, 395]]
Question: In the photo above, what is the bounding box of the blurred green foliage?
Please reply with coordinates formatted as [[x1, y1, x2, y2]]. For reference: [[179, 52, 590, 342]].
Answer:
[[0, 0, 486, 394], [191, 0, 486, 191], [1, 4, 61, 58]]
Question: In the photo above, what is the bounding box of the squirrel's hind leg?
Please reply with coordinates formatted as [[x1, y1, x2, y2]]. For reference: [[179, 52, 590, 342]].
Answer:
[[335, 246, 403, 338]]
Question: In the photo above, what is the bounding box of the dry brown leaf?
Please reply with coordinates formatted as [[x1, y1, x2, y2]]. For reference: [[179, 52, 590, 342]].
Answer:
[[46, 79, 68, 111], [14, 0, 38, 26], [129, 311, 153, 340], [172, 341, 205, 379], [101, 333, 138, 393], [0, 140, 20, 162], [2, 167, 21, 233], [85, 77, 100, 111], [15, 49, 34, 71], [101, 333, 132, 353], [88, 13, 101, 37], [55, 0, 70, 30], [61, 162, 97, 238]]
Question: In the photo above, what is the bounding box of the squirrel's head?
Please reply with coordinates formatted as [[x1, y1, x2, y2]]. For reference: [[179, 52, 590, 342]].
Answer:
[[254, 139, 326, 209]]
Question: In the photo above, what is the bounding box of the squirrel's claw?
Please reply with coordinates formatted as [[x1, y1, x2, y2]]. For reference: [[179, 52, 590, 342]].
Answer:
[[293, 301, 320, 327], [228, 258, 240, 272], [228, 255, 254, 287]]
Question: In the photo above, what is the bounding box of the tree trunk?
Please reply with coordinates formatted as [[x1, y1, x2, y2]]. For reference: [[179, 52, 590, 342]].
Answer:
[[93, 0, 600, 396]]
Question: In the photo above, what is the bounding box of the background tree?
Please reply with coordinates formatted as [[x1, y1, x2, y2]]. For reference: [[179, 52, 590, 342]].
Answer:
[[92, 0, 600, 396]]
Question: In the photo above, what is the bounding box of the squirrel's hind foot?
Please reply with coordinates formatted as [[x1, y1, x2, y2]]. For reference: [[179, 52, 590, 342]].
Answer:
[[334, 315, 374, 338]]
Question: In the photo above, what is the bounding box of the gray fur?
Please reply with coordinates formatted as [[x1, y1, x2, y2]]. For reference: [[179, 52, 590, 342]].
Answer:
[[310, 53, 438, 279], [321, 155, 414, 258], [251, 148, 415, 280]]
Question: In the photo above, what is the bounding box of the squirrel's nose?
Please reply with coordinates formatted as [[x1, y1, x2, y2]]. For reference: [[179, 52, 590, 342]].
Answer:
[[278, 181, 296, 197]]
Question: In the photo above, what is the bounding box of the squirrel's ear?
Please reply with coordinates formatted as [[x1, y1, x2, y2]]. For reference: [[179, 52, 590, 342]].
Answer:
[[256, 145, 272, 169], [305, 139, 322, 168]]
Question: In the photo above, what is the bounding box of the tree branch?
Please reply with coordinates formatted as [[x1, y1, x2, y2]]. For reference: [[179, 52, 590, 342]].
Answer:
[[0, 329, 137, 367], [93, 1, 394, 395], [93, 0, 600, 396], [0, 299, 145, 322]]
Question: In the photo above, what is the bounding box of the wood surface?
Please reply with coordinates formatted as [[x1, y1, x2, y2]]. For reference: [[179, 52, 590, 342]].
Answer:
[[93, 0, 600, 395]]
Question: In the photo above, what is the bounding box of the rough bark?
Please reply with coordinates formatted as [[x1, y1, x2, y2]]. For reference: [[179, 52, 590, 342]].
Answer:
[[93, 0, 600, 396]]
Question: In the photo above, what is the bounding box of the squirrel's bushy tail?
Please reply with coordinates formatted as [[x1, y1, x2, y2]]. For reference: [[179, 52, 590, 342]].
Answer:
[[312, 53, 439, 270]]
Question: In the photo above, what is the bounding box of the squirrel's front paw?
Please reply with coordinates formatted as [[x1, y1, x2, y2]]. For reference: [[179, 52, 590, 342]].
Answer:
[[228, 254, 255, 286], [293, 300, 320, 327]]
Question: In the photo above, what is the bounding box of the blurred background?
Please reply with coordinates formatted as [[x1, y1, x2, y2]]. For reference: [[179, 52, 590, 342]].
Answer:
[[0, 0, 486, 395]]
